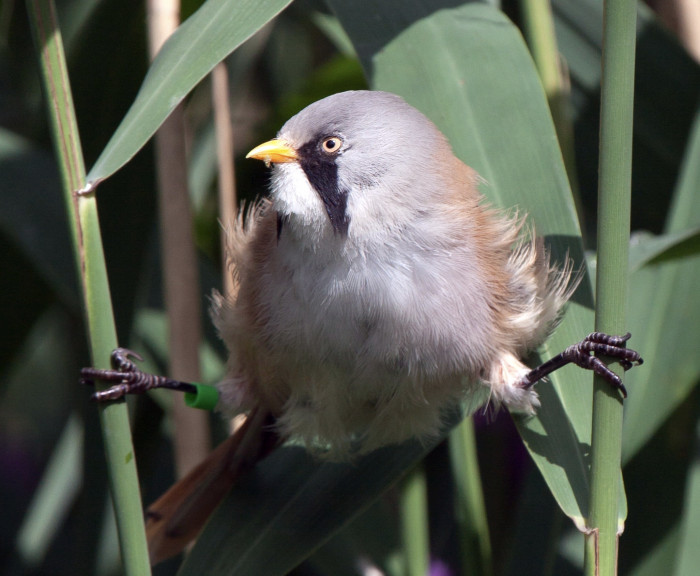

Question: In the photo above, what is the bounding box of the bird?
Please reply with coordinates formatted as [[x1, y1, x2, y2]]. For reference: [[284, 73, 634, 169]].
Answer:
[[81, 90, 642, 562]]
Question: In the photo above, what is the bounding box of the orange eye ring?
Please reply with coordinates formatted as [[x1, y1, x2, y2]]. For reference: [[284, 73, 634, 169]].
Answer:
[[321, 136, 342, 154]]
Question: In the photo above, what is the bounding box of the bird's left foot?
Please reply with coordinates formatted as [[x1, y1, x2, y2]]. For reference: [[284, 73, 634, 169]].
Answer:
[[81, 348, 197, 401], [520, 332, 643, 397]]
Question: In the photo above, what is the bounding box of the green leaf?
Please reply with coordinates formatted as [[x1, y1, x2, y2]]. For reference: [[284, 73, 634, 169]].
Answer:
[[178, 416, 461, 575], [86, 0, 292, 186], [674, 419, 700, 576], [305, 497, 401, 576], [622, 106, 700, 463], [629, 227, 700, 272]]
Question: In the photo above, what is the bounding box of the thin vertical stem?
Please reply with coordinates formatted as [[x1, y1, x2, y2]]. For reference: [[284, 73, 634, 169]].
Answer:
[[400, 464, 430, 576], [25, 0, 151, 573], [521, 0, 560, 99], [585, 0, 637, 574], [211, 62, 238, 298], [520, 0, 580, 207], [146, 0, 211, 478], [448, 418, 493, 576]]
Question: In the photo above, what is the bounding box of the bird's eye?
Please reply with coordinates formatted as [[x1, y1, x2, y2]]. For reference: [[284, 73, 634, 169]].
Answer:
[[321, 136, 342, 154]]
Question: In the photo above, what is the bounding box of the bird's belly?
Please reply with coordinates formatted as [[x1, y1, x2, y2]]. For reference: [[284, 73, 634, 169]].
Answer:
[[238, 239, 501, 455]]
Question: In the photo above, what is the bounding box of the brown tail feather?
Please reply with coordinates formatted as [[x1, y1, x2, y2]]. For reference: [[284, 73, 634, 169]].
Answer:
[[146, 407, 279, 564]]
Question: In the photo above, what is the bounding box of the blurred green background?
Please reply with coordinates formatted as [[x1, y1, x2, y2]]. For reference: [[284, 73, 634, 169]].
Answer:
[[2, 0, 699, 574]]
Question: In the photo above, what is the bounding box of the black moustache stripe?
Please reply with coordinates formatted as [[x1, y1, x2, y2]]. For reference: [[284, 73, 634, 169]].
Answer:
[[297, 141, 350, 235]]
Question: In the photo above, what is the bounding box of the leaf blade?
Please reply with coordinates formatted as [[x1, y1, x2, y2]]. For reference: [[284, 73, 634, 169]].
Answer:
[[86, 0, 292, 185]]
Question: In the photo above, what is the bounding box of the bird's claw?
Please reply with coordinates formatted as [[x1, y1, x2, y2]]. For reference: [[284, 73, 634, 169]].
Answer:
[[81, 348, 155, 402], [564, 332, 643, 398], [110, 347, 144, 370]]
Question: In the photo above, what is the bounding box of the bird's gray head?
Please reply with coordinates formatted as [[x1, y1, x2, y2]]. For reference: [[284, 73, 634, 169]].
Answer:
[[248, 91, 449, 237]]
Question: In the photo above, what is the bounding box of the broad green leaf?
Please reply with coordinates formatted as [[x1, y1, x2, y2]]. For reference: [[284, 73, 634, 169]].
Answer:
[[306, 495, 401, 576], [674, 420, 700, 576], [311, 12, 356, 58], [178, 414, 462, 575], [331, 0, 600, 529], [629, 227, 700, 272], [86, 0, 292, 186], [311, 538, 397, 576], [182, 4, 607, 573], [622, 106, 700, 463]]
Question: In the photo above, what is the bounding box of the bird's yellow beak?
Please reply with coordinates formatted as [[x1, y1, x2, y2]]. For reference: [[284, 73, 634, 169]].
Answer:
[[246, 139, 298, 167]]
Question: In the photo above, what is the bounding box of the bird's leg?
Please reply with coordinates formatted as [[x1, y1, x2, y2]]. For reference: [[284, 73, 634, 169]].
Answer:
[[81, 348, 197, 401], [519, 332, 643, 397]]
